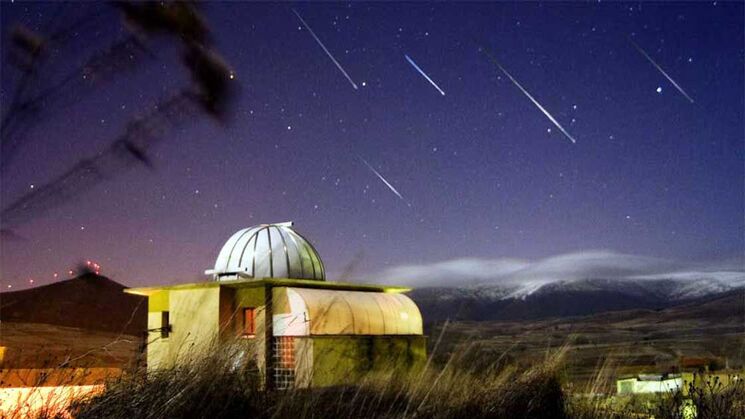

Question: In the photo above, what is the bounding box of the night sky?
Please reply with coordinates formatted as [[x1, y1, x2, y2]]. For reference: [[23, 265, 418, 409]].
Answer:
[[1, 2, 743, 290]]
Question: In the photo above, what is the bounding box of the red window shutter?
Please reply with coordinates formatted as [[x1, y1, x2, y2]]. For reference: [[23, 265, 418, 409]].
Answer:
[[242, 307, 255, 336]]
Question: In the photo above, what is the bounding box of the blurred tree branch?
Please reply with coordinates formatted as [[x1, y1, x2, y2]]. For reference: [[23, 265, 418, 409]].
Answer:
[[1, 1, 238, 237]]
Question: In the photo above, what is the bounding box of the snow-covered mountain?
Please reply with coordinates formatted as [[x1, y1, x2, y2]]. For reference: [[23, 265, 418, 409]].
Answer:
[[408, 277, 745, 322]]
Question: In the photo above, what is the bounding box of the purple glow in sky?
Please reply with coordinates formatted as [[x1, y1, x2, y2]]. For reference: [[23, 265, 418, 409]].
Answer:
[[1, 2, 743, 290]]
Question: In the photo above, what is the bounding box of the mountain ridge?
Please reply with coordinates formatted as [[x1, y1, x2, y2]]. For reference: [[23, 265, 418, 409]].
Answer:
[[408, 277, 745, 323], [0, 273, 147, 336]]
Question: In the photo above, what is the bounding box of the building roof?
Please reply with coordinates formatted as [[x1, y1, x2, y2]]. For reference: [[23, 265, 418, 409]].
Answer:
[[273, 287, 423, 336], [124, 278, 411, 296], [206, 222, 325, 281]]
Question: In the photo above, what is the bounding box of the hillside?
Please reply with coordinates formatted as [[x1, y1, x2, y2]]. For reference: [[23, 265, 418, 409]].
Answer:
[[409, 278, 744, 323], [0, 273, 146, 336], [428, 289, 745, 390]]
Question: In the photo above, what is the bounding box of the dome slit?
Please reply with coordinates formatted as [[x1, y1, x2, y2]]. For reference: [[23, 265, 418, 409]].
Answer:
[[238, 230, 260, 274], [266, 227, 274, 278], [274, 225, 291, 278], [251, 228, 260, 277]]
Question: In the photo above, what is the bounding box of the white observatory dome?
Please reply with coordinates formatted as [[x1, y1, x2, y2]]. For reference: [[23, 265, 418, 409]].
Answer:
[[207, 222, 325, 281]]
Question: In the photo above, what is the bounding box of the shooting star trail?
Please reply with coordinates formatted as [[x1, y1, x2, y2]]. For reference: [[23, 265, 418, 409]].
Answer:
[[628, 37, 694, 104], [292, 9, 358, 90], [359, 156, 407, 202], [480, 46, 576, 144], [404, 54, 445, 96]]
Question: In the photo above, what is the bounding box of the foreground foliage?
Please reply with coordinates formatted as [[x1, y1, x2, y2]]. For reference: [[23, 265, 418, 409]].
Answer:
[[68, 344, 565, 419], [6, 343, 744, 419]]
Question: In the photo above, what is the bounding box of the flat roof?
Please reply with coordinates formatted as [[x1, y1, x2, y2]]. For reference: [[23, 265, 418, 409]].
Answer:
[[124, 278, 411, 296]]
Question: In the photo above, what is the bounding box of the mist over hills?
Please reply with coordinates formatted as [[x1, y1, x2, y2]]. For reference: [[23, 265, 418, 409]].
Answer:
[[2, 250, 742, 330], [367, 250, 743, 322], [408, 277, 744, 323]]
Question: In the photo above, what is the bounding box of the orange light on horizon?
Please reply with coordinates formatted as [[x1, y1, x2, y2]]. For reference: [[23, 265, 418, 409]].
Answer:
[[0, 385, 103, 418]]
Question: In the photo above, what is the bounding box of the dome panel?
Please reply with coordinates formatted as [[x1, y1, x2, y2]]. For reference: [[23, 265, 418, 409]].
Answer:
[[208, 222, 325, 281]]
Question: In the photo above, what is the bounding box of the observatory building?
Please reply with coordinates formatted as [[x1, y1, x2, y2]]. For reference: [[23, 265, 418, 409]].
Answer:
[[125, 222, 426, 389]]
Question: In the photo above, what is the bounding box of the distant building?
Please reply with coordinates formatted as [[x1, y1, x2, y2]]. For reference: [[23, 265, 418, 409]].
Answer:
[[125, 222, 426, 390], [617, 371, 743, 396], [616, 374, 684, 395]]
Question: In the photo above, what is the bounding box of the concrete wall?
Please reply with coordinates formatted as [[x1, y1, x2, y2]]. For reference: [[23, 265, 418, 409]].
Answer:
[[617, 377, 683, 394], [147, 287, 222, 370], [302, 335, 426, 388], [170, 287, 221, 363], [146, 291, 170, 371]]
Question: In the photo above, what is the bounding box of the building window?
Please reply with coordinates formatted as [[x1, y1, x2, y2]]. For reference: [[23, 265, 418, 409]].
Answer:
[[161, 311, 170, 338], [242, 307, 256, 337], [273, 336, 295, 390]]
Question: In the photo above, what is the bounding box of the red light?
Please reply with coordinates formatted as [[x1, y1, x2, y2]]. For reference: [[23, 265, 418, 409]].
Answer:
[[68, 270, 74, 275]]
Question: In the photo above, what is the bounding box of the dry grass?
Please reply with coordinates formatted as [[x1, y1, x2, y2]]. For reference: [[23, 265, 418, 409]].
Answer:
[[59, 342, 566, 419], [566, 372, 745, 419], [5, 341, 744, 419]]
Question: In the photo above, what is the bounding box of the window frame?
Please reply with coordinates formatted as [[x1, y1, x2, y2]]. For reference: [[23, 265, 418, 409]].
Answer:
[[241, 307, 256, 338]]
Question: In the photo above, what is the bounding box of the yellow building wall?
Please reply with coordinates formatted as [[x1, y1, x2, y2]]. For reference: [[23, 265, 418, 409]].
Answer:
[[141, 282, 428, 390], [169, 287, 221, 363], [146, 286, 270, 379], [305, 336, 426, 388], [146, 291, 170, 371], [147, 287, 222, 370]]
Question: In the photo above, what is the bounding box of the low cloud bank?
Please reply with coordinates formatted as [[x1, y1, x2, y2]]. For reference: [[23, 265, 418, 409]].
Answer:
[[368, 250, 745, 289]]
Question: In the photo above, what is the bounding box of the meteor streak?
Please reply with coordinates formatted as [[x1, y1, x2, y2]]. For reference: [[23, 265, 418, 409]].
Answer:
[[292, 9, 358, 90], [359, 156, 406, 202], [628, 37, 694, 104], [480, 46, 576, 144], [404, 54, 446, 96]]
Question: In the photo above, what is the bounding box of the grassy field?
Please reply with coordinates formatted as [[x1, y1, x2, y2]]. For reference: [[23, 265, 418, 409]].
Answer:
[[427, 292, 745, 393], [1, 291, 742, 418], [2, 342, 742, 419], [1, 322, 141, 371]]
